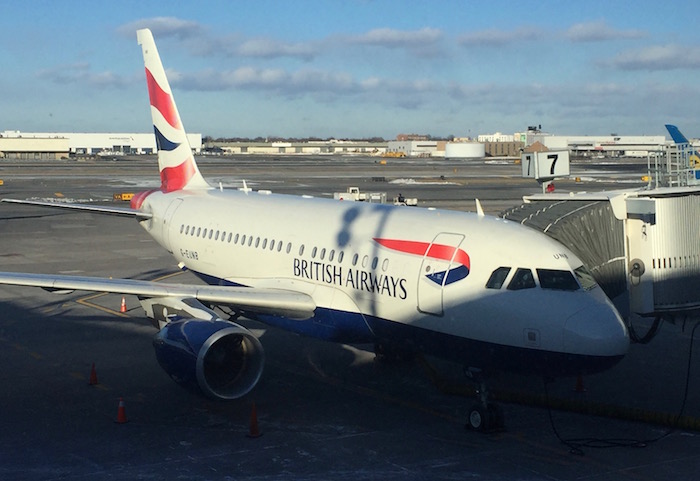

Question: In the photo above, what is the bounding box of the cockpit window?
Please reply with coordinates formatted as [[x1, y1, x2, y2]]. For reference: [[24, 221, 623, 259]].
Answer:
[[537, 268, 580, 291], [507, 268, 536, 290], [486, 267, 511, 289], [574, 265, 597, 291]]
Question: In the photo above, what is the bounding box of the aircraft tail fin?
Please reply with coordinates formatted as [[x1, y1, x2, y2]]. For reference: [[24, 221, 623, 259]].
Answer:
[[665, 124, 690, 145], [666, 124, 700, 166], [137, 28, 210, 192]]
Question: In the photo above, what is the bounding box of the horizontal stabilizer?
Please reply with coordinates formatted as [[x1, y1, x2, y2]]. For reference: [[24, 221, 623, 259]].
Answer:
[[1, 198, 152, 220]]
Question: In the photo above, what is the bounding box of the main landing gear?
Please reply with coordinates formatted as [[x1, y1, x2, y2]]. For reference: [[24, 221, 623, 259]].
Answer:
[[464, 368, 504, 432]]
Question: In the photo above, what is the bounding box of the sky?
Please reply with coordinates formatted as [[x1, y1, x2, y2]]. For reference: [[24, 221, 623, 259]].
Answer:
[[1, 0, 699, 140]]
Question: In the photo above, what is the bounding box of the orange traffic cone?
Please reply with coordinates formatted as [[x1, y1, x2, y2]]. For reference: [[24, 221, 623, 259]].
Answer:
[[246, 402, 262, 438], [88, 363, 99, 385], [116, 397, 128, 424], [120, 297, 127, 313]]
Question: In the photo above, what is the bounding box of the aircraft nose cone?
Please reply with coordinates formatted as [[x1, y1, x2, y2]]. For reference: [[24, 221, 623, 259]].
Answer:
[[564, 303, 629, 359]]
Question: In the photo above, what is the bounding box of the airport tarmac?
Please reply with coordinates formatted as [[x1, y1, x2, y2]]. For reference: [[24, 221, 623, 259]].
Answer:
[[2, 155, 700, 480]]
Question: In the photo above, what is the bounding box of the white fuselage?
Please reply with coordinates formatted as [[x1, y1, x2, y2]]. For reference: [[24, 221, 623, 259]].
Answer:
[[139, 187, 629, 376]]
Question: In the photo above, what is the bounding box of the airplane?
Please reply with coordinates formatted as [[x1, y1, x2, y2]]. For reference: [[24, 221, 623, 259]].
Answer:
[[665, 124, 700, 167], [0, 28, 629, 432]]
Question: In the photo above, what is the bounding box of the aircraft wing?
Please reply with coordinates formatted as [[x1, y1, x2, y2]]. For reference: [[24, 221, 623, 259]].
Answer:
[[0, 272, 316, 320], [0, 198, 152, 219]]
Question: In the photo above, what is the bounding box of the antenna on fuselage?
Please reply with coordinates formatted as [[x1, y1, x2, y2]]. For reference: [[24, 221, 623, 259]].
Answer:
[[475, 198, 484, 217]]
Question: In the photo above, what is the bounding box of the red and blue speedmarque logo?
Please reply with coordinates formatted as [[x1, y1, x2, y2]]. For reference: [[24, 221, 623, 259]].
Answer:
[[373, 238, 470, 286]]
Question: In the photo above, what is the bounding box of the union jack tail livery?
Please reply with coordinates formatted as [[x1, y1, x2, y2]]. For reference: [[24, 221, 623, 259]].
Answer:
[[137, 29, 209, 192]]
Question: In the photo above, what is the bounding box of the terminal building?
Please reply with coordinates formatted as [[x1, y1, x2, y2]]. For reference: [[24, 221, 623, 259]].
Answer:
[[0, 131, 202, 159]]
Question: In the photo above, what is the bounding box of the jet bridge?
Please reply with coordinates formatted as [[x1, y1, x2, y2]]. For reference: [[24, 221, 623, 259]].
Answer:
[[503, 144, 700, 320]]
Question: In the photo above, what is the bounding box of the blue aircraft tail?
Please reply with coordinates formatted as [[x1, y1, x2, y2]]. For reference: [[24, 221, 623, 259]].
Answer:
[[666, 124, 700, 168], [665, 124, 690, 145]]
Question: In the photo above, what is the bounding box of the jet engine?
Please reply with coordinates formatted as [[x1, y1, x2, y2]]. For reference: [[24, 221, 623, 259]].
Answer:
[[152, 319, 264, 399]]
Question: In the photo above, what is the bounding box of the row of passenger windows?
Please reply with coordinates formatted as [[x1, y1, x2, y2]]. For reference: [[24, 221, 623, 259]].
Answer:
[[486, 266, 595, 291], [178, 224, 391, 271]]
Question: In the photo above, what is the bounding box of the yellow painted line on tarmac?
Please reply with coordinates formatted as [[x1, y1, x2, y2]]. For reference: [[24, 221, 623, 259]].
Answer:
[[74, 270, 186, 317], [76, 292, 129, 318]]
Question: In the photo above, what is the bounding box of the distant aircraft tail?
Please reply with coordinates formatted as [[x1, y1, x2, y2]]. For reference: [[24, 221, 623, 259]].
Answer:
[[137, 28, 209, 192], [665, 124, 690, 145], [666, 124, 700, 166]]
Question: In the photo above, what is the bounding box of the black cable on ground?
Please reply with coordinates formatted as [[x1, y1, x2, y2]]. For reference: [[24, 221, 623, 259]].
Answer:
[[546, 320, 700, 455], [628, 315, 663, 344]]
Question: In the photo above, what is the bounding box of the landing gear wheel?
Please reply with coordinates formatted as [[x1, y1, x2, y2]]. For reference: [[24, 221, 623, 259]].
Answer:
[[466, 404, 490, 432]]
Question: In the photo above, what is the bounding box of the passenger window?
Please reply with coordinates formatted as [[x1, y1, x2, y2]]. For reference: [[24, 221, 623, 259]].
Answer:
[[196, 227, 201, 237], [180, 224, 184, 234], [312, 247, 317, 258], [329, 250, 335, 262], [507, 268, 536, 290], [537, 269, 580, 291], [486, 267, 511, 289], [320, 248, 326, 260], [286, 243, 291, 254], [574, 266, 597, 291], [338, 251, 344, 263], [299, 245, 305, 256], [261, 238, 267, 249]]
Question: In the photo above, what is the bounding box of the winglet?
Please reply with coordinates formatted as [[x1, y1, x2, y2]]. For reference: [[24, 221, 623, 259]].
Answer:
[[475, 198, 484, 217], [137, 28, 209, 192]]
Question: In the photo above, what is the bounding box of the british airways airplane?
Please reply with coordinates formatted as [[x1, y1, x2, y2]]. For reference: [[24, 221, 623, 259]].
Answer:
[[0, 29, 628, 431]]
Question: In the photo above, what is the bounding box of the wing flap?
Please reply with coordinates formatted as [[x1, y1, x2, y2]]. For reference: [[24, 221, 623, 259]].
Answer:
[[0, 272, 316, 320]]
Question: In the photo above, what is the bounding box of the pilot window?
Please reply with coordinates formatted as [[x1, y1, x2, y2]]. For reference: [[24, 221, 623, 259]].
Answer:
[[486, 267, 511, 289], [574, 266, 597, 291], [507, 268, 536, 290], [537, 269, 579, 291]]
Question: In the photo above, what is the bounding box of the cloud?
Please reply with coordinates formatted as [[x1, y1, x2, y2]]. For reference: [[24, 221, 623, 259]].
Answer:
[[233, 38, 320, 60], [606, 44, 700, 70], [117, 17, 204, 39], [351, 27, 443, 48], [457, 27, 544, 47], [170, 65, 439, 108], [36, 62, 132, 88], [566, 20, 646, 42]]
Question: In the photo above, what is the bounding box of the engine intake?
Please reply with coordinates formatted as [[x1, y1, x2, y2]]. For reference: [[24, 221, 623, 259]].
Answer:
[[153, 319, 264, 399]]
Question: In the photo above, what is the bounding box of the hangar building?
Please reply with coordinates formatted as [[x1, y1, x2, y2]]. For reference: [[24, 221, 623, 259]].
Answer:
[[0, 131, 202, 159]]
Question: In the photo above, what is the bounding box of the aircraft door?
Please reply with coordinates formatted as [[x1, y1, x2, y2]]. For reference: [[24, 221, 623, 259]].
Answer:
[[417, 232, 466, 316], [162, 198, 183, 253]]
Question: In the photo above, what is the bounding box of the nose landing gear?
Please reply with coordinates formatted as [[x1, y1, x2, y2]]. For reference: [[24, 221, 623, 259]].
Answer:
[[464, 368, 504, 432]]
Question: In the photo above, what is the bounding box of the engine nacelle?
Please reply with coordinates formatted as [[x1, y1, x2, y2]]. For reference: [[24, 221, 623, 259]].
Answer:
[[152, 319, 264, 400]]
